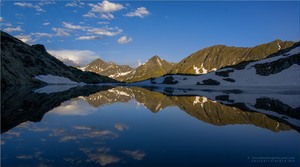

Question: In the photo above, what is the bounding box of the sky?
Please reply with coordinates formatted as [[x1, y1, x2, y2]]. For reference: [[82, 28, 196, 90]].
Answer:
[[1, 0, 300, 67]]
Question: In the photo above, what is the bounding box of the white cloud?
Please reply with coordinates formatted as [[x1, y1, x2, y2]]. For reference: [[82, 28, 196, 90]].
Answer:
[[48, 49, 99, 66], [38, 33, 52, 38], [32, 32, 52, 38], [4, 26, 23, 33], [97, 21, 110, 25], [14, 2, 45, 12], [65, 2, 76, 7], [4, 23, 13, 27], [76, 36, 103, 40], [14, 2, 32, 7], [83, 12, 97, 18], [117, 36, 132, 44], [73, 126, 93, 131], [15, 35, 35, 44], [87, 26, 122, 36], [15, 21, 24, 25], [89, 0, 124, 13], [38, 0, 56, 6], [122, 150, 146, 160], [13, 32, 51, 45], [84, 0, 124, 19], [125, 7, 150, 18], [65, 1, 84, 7], [63, 22, 85, 30], [16, 155, 33, 160], [43, 22, 50, 26], [59, 58, 78, 66], [0, 17, 3, 22], [114, 123, 129, 131], [52, 28, 70, 36], [100, 13, 114, 20], [87, 154, 120, 166]]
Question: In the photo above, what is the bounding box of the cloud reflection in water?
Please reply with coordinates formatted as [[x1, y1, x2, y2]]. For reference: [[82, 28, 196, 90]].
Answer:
[[49, 99, 96, 116]]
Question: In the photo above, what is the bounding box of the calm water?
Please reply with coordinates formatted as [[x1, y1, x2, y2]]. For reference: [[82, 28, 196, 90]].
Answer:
[[1, 86, 300, 167]]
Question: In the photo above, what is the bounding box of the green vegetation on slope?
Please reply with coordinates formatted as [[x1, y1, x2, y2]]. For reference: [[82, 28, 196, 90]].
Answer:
[[169, 40, 295, 74]]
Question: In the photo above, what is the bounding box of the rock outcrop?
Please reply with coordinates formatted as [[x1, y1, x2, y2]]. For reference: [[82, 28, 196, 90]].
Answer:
[[1, 31, 117, 87]]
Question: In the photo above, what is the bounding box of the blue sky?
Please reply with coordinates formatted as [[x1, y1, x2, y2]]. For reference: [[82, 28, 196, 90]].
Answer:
[[1, 0, 299, 67]]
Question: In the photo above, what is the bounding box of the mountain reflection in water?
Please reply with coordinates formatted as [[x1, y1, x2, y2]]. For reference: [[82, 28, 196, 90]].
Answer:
[[1, 86, 300, 167], [2, 86, 299, 133]]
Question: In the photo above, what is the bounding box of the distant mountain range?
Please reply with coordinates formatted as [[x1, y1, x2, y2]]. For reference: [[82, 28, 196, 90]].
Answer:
[[78, 39, 295, 82], [78, 55, 175, 82], [78, 58, 134, 80], [169, 40, 294, 74], [1, 31, 116, 87], [1, 30, 298, 86], [136, 42, 300, 86]]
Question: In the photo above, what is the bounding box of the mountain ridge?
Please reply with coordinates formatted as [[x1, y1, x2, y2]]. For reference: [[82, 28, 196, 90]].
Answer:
[[79, 54, 175, 82], [2, 30, 297, 85], [1, 31, 117, 87], [78, 39, 295, 83], [134, 42, 300, 87], [168, 39, 295, 74]]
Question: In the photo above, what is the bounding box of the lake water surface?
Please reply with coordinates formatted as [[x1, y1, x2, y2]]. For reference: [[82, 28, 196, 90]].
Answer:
[[1, 86, 300, 167]]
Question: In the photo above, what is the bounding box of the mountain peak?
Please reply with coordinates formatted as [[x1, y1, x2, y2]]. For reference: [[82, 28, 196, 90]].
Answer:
[[271, 39, 283, 43], [88, 58, 108, 66], [91, 58, 105, 63], [144, 55, 165, 66], [150, 55, 161, 60], [169, 39, 295, 74]]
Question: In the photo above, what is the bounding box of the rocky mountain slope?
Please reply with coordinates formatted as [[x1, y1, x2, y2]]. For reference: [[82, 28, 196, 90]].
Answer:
[[79, 55, 174, 82], [136, 42, 300, 86], [1, 31, 116, 86], [78, 40, 294, 83], [126, 55, 175, 82], [169, 40, 295, 74]]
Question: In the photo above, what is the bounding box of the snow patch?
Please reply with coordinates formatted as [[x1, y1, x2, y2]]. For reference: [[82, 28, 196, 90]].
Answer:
[[109, 70, 132, 78], [78, 66, 87, 71], [201, 63, 208, 74], [193, 64, 208, 74], [193, 63, 207, 74], [108, 89, 131, 97], [225, 64, 300, 86], [193, 96, 208, 107], [193, 96, 201, 105], [157, 58, 162, 66], [277, 43, 281, 50], [193, 65, 201, 74], [245, 46, 300, 69], [155, 102, 162, 111], [34, 75, 78, 84]]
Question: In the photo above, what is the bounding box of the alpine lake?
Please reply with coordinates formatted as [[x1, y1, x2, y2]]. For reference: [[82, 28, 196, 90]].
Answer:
[[1, 85, 300, 167]]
